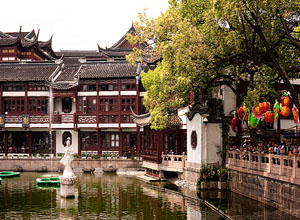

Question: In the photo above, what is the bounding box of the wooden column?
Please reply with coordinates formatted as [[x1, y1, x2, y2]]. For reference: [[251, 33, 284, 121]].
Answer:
[[141, 127, 145, 158], [96, 80, 99, 133], [28, 131, 32, 156], [4, 131, 7, 156], [78, 130, 81, 156], [25, 83, 28, 114], [118, 80, 121, 131], [157, 131, 163, 163], [52, 131, 56, 156], [135, 75, 140, 157], [137, 128, 140, 157], [119, 131, 123, 156], [98, 129, 102, 156]]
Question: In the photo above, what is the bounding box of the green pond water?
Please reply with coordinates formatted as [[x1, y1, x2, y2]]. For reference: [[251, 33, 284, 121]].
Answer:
[[0, 172, 296, 220]]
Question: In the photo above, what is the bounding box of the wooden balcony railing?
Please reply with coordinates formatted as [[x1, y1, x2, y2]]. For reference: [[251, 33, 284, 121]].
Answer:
[[52, 114, 75, 124], [227, 150, 300, 185]]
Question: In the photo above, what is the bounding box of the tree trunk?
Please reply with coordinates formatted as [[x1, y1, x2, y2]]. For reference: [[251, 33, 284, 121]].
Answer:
[[250, 128, 257, 146]]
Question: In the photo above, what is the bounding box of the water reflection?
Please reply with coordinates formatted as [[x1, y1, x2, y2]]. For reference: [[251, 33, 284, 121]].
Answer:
[[198, 190, 297, 220], [0, 173, 222, 220]]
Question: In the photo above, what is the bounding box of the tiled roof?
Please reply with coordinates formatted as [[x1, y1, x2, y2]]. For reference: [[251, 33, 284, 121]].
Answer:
[[56, 66, 80, 81], [56, 50, 101, 58], [52, 82, 78, 90], [77, 61, 147, 79], [0, 34, 19, 46], [4, 32, 30, 39], [98, 47, 132, 58], [110, 25, 135, 49], [0, 63, 59, 82]]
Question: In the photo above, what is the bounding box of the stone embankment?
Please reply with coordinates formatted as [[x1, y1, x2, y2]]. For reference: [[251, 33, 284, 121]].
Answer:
[[0, 158, 143, 173]]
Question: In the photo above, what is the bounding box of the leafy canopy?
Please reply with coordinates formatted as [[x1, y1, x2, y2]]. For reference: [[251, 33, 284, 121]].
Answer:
[[127, 0, 300, 130]]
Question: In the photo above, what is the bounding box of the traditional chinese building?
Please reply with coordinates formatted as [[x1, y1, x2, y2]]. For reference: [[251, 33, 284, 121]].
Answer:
[[0, 26, 151, 158]]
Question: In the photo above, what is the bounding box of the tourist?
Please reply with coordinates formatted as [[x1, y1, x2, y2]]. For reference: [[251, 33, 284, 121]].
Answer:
[[276, 145, 281, 155], [288, 145, 292, 156], [298, 145, 300, 157], [281, 144, 286, 155], [272, 144, 277, 154]]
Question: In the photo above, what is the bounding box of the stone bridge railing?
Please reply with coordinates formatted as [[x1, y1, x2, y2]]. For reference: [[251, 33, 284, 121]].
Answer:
[[227, 150, 300, 185], [161, 153, 186, 171]]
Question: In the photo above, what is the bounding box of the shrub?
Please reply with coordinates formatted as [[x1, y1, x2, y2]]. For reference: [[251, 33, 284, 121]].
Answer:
[[217, 167, 228, 182], [197, 165, 219, 187], [91, 154, 100, 159]]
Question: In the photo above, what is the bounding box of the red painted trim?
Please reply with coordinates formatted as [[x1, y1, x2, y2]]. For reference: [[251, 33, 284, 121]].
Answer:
[[119, 131, 123, 156], [98, 129, 102, 156], [78, 130, 81, 156], [29, 131, 32, 156], [96, 80, 99, 132], [25, 83, 28, 114], [4, 131, 7, 156], [118, 80, 121, 131], [52, 131, 56, 155]]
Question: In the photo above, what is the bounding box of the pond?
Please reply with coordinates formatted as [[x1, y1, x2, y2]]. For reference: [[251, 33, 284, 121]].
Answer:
[[0, 172, 296, 220], [0, 172, 221, 220]]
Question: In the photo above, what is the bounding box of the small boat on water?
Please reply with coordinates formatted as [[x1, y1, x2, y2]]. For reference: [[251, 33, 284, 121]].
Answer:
[[36, 177, 60, 187], [0, 177, 2, 184], [0, 171, 20, 178]]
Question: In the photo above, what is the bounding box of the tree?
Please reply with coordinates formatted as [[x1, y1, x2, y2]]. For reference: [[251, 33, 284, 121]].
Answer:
[[127, 0, 300, 130]]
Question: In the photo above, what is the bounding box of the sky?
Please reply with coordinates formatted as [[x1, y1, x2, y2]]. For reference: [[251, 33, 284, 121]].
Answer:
[[0, 0, 170, 51]]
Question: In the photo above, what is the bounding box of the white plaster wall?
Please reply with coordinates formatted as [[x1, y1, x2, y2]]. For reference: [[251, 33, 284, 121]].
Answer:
[[55, 130, 78, 154], [223, 85, 236, 116], [187, 113, 203, 165], [207, 123, 222, 165], [278, 119, 295, 130]]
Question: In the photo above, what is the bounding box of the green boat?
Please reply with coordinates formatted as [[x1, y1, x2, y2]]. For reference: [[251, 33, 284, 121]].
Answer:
[[36, 177, 60, 186], [0, 171, 20, 178]]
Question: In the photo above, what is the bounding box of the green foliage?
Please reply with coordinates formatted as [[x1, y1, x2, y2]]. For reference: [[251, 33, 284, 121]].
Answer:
[[73, 153, 79, 159], [217, 167, 228, 182], [199, 165, 218, 183], [91, 154, 100, 160], [127, 0, 300, 129], [197, 166, 228, 187]]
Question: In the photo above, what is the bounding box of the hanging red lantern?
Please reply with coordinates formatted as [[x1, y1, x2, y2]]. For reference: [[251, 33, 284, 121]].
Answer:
[[231, 117, 237, 132], [292, 104, 299, 125], [259, 102, 270, 113], [264, 111, 274, 123], [237, 106, 244, 120], [252, 105, 263, 119], [281, 95, 290, 107], [281, 106, 290, 117]]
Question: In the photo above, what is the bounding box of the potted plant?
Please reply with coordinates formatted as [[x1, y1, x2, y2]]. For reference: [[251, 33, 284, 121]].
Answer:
[[81, 153, 87, 159], [73, 153, 80, 159], [197, 165, 218, 190], [56, 153, 63, 158], [91, 154, 100, 160], [217, 167, 228, 190]]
